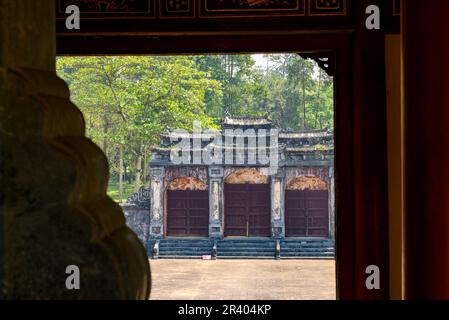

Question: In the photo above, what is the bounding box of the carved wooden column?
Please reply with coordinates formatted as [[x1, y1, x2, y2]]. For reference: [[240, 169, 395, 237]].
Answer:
[[402, 0, 449, 299], [0, 1, 150, 299]]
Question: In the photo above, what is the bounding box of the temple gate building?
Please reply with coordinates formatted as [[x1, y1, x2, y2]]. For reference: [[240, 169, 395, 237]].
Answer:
[[124, 116, 335, 258]]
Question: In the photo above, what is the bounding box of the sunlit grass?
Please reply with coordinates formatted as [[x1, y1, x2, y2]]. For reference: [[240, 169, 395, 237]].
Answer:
[[107, 181, 135, 203]]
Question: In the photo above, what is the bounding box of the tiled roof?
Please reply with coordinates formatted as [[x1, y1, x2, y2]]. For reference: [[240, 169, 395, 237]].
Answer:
[[279, 130, 332, 139], [221, 116, 272, 126]]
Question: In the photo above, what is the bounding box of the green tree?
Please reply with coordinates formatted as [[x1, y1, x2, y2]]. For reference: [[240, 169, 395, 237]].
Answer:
[[57, 56, 220, 200]]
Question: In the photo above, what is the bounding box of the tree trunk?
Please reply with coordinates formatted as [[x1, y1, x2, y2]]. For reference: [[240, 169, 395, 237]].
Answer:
[[302, 62, 307, 130], [315, 71, 322, 129], [134, 143, 143, 193], [102, 116, 109, 157], [143, 147, 148, 186], [119, 145, 124, 203]]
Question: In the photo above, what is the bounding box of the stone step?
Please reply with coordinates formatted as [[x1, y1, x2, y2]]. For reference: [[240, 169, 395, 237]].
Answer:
[[218, 239, 276, 242], [159, 249, 212, 253], [159, 242, 213, 246], [218, 249, 275, 254], [158, 245, 212, 250], [159, 251, 212, 256], [150, 238, 335, 259], [218, 243, 276, 247], [281, 242, 334, 247], [159, 240, 212, 244], [217, 252, 275, 257], [217, 256, 275, 260], [281, 248, 334, 252], [281, 252, 335, 257], [158, 255, 208, 259], [280, 256, 335, 260], [282, 239, 334, 243]]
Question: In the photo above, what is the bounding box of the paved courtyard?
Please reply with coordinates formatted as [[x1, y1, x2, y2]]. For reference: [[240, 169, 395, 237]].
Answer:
[[149, 259, 336, 300]]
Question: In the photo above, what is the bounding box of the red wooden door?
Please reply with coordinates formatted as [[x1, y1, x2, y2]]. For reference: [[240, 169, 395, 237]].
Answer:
[[285, 190, 329, 237], [224, 184, 271, 237], [166, 190, 209, 237]]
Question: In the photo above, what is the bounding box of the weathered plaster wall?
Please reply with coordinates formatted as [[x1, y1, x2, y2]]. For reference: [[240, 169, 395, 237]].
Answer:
[[224, 168, 269, 184], [287, 176, 328, 190], [123, 206, 150, 246], [167, 177, 208, 191], [165, 166, 208, 187], [285, 167, 330, 186]]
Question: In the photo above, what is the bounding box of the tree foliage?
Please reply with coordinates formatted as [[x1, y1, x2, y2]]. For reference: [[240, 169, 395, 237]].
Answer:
[[57, 54, 333, 202]]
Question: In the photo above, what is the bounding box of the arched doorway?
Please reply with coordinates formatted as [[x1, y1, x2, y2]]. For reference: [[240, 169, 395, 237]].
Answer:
[[285, 176, 329, 238], [166, 177, 209, 237], [224, 169, 271, 237]]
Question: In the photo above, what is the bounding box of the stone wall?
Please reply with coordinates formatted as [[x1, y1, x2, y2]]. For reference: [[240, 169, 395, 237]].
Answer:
[[122, 206, 150, 247], [165, 166, 208, 186], [285, 167, 330, 186]]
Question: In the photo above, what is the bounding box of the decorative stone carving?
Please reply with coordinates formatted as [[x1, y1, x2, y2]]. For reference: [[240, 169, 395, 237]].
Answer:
[[287, 176, 328, 190], [165, 166, 208, 186], [126, 187, 151, 208], [285, 167, 329, 185], [1, 1, 150, 299], [167, 177, 208, 190], [224, 168, 269, 184], [212, 181, 220, 220], [150, 167, 164, 238], [272, 179, 282, 220], [152, 181, 162, 220], [208, 166, 224, 238]]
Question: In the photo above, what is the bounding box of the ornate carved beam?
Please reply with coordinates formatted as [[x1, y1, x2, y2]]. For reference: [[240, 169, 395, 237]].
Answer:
[[299, 52, 335, 77]]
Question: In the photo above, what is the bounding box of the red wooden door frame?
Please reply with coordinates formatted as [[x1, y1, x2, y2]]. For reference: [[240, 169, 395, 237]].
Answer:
[[224, 184, 271, 238], [166, 190, 209, 237], [57, 4, 390, 298], [285, 189, 330, 238]]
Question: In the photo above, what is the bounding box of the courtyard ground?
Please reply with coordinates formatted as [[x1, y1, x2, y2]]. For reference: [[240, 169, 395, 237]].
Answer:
[[149, 259, 336, 300]]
